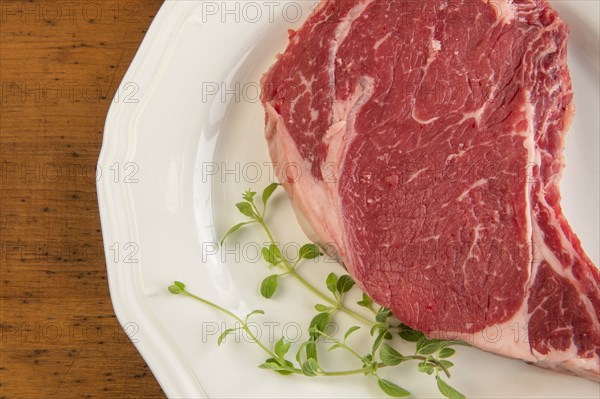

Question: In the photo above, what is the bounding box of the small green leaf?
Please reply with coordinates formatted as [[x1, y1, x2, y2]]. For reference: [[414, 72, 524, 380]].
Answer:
[[314, 304, 331, 312], [305, 340, 318, 361], [220, 222, 252, 245], [245, 309, 265, 322], [262, 183, 280, 206], [258, 360, 281, 370], [301, 358, 321, 376], [217, 328, 235, 346], [275, 360, 295, 376], [336, 275, 355, 294], [272, 369, 293, 376], [436, 376, 466, 399], [260, 275, 279, 299], [328, 343, 343, 351], [274, 337, 291, 360], [369, 324, 378, 336], [417, 339, 445, 355], [269, 244, 282, 260], [309, 312, 331, 336], [259, 358, 292, 375], [379, 343, 406, 366], [298, 243, 321, 260], [242, 190, 257, 202], [372, 330, 387, 353], [236, 202, 255, 218], [417, 361, 434, 375], [344, 326, 361, 341], [438, 348, 456, 358], [295, 341, 308, 363], [399, 329, 424, 342], [377, 378, 410, 397], [375, 307, 392, 323], [173, 281, 185, 290], [168, 284, 183, 295], [262, 247, 276, 264], [259, 358, 294, 375], [357, 293, 373, 309], [326, 273, 338, 295]]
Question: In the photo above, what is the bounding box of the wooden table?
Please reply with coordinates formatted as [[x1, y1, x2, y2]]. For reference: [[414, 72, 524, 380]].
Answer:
[[1, 1, 166, 397]]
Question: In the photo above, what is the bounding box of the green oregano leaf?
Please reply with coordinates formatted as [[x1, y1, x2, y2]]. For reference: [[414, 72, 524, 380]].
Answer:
[[217, 328, 235, 346], [379, 343, 406, 366], [399, 328, 424, 342], [261, 247, 276, 264], [269, 243, 282, 260], [301, 358, 321, 376], [415, 335, 427, 352], [168, 284, 183, 295], [372, 330, 387, 354], [258, 359, 281, 370], [336, 275, 355, 294], [314, 304, 331, 312], [258, 358, 289, 375], [261, 183, 279, 206], [377, 378, 410, 397], [309, 312, 330, 337], [357, 293, 373, 309], [438, 348, 456, 358], [375, 307, 392, 323], [274, 337, 291, 360], [417, 339, 445, 355], [436, 376, 466, 399], [259, 358, 294, 376], [295, 341, 308, 363], [326, 273, 338, 296], [260, 275, 279, 299], [299, 243, 321, 260], [235, 202, 255, 218], [221, 222, 253, 245], [245, 309, 265, 323], [305, 340, 318, 361], [276, 360, 295, 376], [344, 326, 361, 341], [369, 324, 378, 336], [328, 343, 343, 351]]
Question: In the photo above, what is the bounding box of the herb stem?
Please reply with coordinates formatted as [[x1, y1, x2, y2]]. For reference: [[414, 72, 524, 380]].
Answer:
[[322, 363, 387, 376], [181, 290, 276, 359], [315, 330, 364, 361], [257, 219, 277, 244], [433, 357, 452, 379]]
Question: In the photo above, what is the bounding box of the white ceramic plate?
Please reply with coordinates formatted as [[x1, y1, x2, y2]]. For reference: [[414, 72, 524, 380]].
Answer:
[[97, 1, 600, 398]]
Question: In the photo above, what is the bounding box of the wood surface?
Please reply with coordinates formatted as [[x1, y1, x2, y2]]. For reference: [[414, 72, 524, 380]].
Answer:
[[1, 1, 167, 397]]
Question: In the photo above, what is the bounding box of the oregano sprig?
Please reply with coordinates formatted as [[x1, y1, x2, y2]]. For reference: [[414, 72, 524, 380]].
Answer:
[[169, 184, 467, 399]]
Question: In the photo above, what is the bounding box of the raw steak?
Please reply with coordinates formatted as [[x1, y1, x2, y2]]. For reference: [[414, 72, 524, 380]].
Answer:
[[260, 0, 600, 380]]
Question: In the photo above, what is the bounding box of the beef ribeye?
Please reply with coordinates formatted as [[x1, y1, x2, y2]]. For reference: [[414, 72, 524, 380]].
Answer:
[[260, 0, 600, 380]]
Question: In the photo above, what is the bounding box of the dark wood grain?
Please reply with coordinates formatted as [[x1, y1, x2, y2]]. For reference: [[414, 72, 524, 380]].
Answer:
[[1, 1, 166, 397]]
